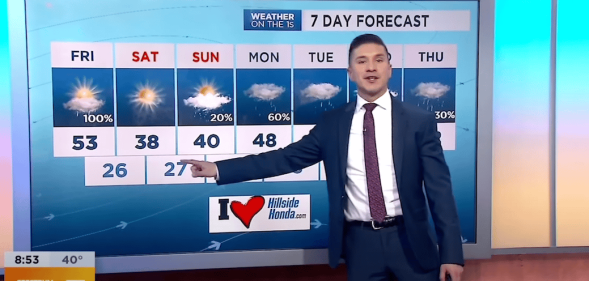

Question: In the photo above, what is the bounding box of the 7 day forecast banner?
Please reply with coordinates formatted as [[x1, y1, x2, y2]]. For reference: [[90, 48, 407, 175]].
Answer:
[[26, 0, 478, 256]]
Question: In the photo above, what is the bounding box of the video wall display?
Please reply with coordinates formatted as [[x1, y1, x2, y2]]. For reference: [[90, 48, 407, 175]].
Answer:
[[25, 0, 478, 256]]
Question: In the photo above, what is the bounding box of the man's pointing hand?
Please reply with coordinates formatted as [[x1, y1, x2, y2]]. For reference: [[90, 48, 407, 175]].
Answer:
[[179, 159, 218, 178]]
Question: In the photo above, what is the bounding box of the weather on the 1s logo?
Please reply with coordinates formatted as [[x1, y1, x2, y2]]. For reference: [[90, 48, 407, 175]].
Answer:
[[51, 42, 116, 157]]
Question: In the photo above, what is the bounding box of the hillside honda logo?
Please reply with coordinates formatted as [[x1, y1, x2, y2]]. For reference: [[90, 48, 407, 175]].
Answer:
[[209, 194, 311, 233]]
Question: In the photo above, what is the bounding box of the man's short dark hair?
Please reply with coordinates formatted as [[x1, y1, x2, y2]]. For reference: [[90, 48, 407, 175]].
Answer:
[[348, 33, 390, 64]]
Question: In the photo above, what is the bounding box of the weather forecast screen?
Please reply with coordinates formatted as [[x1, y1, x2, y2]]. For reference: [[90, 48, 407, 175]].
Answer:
[[26, 0, 478, 257]]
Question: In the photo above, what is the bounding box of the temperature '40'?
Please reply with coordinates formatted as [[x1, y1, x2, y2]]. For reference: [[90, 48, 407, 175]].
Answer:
[[62, 255, 83, 264]]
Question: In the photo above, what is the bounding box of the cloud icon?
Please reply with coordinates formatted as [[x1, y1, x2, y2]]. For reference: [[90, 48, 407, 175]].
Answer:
[[184, 92, 231, 110], [245, 83, 285, 101], [64, 97, 104, 113], [413, 82, 451, 99], [301, 83, 341, 100]]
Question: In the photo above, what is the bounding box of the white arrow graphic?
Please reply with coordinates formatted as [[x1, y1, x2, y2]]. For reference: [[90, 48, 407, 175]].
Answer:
[[33, 189, 156, 222], [32, 188, 218, 249], [311, 219, 325, 229], [461, 236, 468, 243], [116, 221, 128, 230], [200, 232, 250, 252], [34, 200, 120, 222], [205, 241, 221, 251]]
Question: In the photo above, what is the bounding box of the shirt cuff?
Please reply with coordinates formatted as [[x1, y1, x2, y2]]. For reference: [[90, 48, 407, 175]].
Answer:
[[215, 166, 220, 181]]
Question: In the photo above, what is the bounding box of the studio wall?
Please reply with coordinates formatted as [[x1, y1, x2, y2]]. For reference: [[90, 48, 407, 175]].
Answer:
[[493, 0, 589, 250], [492, 0, 552, 248], [0, 0, 14, 270], [555, 0, 589, 247]]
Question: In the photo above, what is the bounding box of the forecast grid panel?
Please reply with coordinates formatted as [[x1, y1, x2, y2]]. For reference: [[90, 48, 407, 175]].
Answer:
[[51, 42, 459, 187]]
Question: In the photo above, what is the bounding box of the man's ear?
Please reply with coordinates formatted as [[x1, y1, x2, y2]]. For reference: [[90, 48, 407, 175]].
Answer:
[[348, 66, 356, 83]]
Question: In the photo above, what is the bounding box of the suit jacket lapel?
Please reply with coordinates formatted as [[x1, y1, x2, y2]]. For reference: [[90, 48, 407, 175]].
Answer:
[[391, 95, 406, 188], [338, 101, 356, 185]]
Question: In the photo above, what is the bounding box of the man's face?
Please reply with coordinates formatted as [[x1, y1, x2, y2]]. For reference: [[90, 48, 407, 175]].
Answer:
[[348, 43, 392, 98]]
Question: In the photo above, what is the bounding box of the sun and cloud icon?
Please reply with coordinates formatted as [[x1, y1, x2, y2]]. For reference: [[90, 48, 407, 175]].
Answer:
[[63, 77, 105, 113], [184, 80, 232, 110]]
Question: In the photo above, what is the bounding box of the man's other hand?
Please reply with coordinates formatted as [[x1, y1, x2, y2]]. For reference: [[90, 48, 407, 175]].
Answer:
[[440, 264, 463, 281], [180, 159, 218, 178]]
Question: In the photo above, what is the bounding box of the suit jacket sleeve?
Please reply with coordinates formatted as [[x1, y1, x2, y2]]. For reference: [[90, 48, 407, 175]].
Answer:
[[215, 119, 324, 185], [419, 113, 464, 266]]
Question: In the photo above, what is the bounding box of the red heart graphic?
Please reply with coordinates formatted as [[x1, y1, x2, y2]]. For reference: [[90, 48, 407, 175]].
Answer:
[[230, 196, 265, 228]]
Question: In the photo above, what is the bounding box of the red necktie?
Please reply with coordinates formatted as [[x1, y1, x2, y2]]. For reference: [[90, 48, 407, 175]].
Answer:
[[363, 103, 387, 223]]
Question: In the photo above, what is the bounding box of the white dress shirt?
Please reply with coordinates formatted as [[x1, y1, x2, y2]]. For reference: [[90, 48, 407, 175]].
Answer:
[[344, 90, 402, 222]]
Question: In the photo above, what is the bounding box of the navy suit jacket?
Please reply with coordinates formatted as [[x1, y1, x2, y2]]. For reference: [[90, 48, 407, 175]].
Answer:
[[215, 94, 464, 270]]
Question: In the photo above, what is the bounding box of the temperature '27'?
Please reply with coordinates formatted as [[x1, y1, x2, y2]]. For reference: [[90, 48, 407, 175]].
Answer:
[[164, 161, 188, 177]]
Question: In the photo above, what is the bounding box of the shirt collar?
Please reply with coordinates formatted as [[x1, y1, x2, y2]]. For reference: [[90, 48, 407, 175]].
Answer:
[[355, 89, 392, 113]]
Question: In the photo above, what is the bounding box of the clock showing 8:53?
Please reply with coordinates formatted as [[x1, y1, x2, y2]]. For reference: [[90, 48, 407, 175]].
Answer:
[[14, 255, 40, 264]]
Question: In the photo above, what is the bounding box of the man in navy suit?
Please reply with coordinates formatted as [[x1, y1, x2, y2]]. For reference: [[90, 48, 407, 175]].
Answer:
[[182, 34, 464, 281]]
